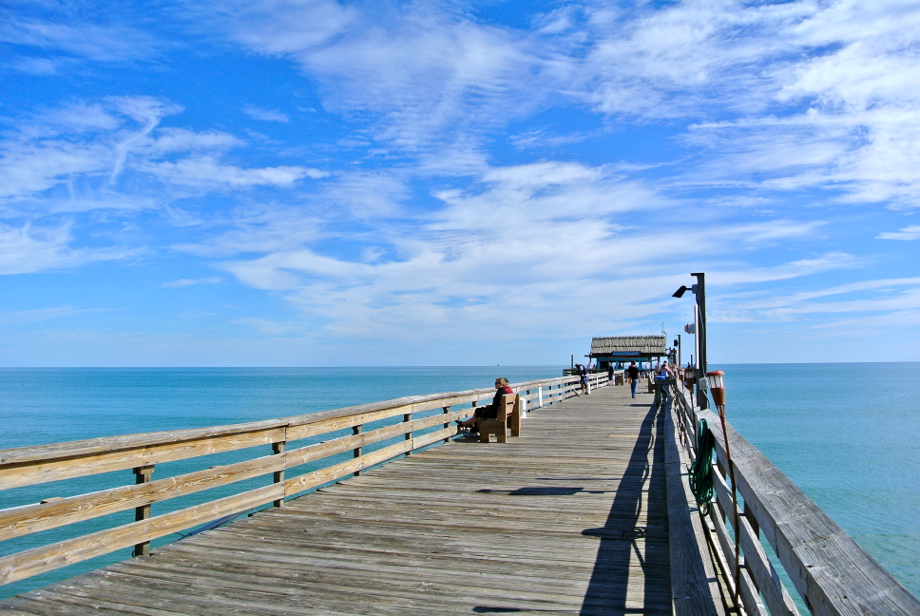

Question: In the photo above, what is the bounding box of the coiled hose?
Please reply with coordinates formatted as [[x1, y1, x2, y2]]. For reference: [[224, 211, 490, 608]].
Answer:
[[689, 418, 715, 516]]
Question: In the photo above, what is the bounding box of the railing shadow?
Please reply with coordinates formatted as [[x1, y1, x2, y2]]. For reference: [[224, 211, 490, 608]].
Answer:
[[579, 401, 670, 615]]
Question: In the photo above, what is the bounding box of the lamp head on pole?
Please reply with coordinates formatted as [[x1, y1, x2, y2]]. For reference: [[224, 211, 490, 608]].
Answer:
[[706, 370, 726, 407], [673, 283, 699, 299]]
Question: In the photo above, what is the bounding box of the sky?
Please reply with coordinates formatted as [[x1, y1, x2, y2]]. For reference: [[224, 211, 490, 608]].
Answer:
[[1, 0, 919, 367]]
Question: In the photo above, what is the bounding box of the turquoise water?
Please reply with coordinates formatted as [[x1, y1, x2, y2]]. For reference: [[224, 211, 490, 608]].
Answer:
[[1, 367, 563, 450], [0, 366, 565, 600], [712, 362, 920, 601], [1, 364, 918, 603]]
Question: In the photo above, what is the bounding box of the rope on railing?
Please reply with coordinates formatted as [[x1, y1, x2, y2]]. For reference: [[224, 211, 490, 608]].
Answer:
[[689, 418, 715, 516]]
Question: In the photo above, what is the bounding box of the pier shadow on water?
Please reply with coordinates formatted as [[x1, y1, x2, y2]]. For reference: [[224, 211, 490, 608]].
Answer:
[[579, 402, 670, 616]]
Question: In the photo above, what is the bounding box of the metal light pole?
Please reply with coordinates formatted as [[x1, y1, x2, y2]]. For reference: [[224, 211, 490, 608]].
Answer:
[[693, 272, 707, 391]]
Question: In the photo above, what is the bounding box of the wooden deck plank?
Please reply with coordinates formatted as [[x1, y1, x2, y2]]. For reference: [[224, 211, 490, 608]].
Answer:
[[2, 384, 681, 616]]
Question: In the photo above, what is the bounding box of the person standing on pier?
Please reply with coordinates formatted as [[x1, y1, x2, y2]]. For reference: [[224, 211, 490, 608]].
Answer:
[[575, 363, 589, 395], [627, 362, 640, 398], [656, 362, 672, 404]]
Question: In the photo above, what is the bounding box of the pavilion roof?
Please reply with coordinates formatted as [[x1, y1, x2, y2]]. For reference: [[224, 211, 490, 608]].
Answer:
[[589, 335, 667, 356]]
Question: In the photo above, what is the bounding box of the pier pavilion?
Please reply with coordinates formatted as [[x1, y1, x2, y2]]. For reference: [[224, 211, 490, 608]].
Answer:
[[1, 374, 918, 615], [588, 335, 670, 371]]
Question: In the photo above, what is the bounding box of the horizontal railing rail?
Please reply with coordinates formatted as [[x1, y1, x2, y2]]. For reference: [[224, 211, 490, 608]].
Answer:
[[668, 379, 920, 616], [0, 374, 603, 589]]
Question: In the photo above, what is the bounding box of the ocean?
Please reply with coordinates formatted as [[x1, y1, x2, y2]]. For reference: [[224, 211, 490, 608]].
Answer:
[[712, 362, 920, 602], [1, 364, 918, 603]]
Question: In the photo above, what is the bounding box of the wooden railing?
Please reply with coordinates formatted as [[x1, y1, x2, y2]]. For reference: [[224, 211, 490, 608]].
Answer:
[[0, 374, 603, 588], [667, 379, 920, 616]]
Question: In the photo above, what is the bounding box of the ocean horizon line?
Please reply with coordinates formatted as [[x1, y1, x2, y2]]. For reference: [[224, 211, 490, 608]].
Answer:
[[0, 360, 918, 370]]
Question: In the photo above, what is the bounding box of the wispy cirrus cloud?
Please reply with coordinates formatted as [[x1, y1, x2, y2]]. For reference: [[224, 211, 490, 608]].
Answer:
[[0, 95, 329, 276], [710, 277, 920, 323], [0, 96, 326, 207], [205, 160, 834, 342], [206, 0, 563, 148], [877, 225, 920, 241], [201, 0, 920, 212], [243, 106, 289, 123], [161, 276, 222, 288], [0, 221, 130, 275], [0, 12, 160, 72], [0, 305, 105, 323], [580, 0, 920, 208]]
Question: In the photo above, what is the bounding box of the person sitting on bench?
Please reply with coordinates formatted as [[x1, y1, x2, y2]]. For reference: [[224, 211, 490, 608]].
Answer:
[[457, 378, 513, 434]]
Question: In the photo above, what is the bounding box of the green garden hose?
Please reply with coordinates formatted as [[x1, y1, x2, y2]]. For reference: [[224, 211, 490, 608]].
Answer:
[[689, 418, 715, 516]]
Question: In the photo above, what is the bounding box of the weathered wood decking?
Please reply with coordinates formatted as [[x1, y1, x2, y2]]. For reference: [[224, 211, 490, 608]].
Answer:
[[2, 385, 677, 616]]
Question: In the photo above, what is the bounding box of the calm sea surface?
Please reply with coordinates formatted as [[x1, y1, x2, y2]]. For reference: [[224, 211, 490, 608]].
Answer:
[[712, 362, 920, 601], [1, 364, 918, 602]]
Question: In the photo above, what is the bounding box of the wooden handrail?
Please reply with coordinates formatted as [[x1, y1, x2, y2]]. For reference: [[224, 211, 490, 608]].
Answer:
[[669, 381, 920, 615], [0, 374, 585, 588]]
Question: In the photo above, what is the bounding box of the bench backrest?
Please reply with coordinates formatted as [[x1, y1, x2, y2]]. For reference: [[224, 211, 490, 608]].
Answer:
[[497, 393, 518, 421]]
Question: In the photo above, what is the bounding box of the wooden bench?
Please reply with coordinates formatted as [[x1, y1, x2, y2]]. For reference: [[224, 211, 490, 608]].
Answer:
[[478, 393, 521, 443]]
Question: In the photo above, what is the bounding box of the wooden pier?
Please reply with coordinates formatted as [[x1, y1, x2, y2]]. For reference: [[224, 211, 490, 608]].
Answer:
[[1, 384, 683, 615], [3, 373, 920, 615]]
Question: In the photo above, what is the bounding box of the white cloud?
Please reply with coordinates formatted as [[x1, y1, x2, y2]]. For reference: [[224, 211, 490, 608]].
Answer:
[[0, 305, 100, 323], [0, 97, 327, 208], [0, 222, 127, 275], [567, 1, 920, 208], [6, 56, 64, 75], [161, 276, 223, 288], [0, 17, 159, 64], [203, 158, 837, 344], [219, 0, 356, 54], [211, 1, 559, 148], [877, 225, 920, 240], [0, 96, 333, 276], [312, 171, 408, 219], [243, 106, 290, 123], [709, 277, 920, 323], [140, 156, 321, 188], [198, 0, 920, 210]]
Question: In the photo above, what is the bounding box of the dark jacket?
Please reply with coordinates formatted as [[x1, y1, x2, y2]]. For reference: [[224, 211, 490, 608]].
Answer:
[[475, 385, 514, 419]]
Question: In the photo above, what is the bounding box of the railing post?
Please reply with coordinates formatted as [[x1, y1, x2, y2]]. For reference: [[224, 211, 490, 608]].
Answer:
[[272, 440, 286, 508], [443, 405, 451, 442], [404, 413, 413, 455], [744, 501, 759, 538], [132, 464, 154, 557], [538, 386, 543, 408], [353, 425, 362, 476]]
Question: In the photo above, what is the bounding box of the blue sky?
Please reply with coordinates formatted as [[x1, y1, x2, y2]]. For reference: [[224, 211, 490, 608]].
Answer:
[[1, 0, 919, 366]]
